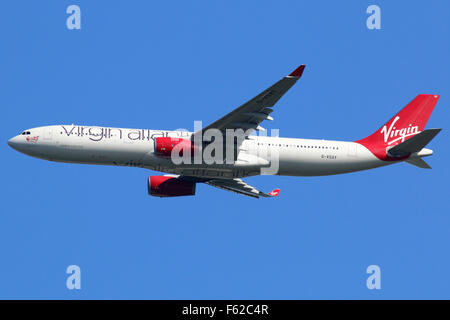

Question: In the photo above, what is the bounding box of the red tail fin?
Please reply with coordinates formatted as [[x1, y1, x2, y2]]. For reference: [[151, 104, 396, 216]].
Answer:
[[356, 94, 440, 160]]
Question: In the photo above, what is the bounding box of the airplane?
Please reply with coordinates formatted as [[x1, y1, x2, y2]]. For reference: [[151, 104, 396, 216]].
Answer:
[[7, 65, 441, 198]]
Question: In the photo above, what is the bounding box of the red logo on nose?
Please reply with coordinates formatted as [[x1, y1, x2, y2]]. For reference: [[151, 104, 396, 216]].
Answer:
[[26, 136, 39, 143]]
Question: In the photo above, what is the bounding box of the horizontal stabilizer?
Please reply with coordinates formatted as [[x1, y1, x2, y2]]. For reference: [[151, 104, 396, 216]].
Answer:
[[388, 128, 441, 157], [405, 157, 432, 169]]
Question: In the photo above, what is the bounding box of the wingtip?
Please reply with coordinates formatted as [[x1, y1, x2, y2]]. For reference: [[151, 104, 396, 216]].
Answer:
[[418, 94, 440, 100], [288, 65, 305, 78], [268, 188, 280, 197]]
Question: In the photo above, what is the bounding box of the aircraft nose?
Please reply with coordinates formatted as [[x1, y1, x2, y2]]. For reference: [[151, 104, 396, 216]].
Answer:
[[8, 136, 20, 149]]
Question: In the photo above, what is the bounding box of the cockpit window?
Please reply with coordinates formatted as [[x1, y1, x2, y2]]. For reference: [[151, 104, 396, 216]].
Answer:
[[21, 131, 31, 135]]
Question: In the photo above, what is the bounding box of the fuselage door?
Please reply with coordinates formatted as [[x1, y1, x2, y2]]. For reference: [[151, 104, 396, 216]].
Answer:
[[348, 143, 358, 157], [43, 127, 53, 141]]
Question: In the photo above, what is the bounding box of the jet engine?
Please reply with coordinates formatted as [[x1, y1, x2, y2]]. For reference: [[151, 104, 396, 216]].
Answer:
[[147, 175, 196, 197], [154, 137, 195, 157]]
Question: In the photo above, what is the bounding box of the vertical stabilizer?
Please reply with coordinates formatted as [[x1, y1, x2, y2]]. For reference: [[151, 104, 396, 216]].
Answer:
[[356, 94, 440, 160]]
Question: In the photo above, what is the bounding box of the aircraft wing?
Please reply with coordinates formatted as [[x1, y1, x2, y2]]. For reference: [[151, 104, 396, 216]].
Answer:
[[205, 178, 280, 198], [194, 65, 305, 137]]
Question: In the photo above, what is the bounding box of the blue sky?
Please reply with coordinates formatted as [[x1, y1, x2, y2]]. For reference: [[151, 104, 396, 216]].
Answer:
[[1, 0, 449, 299]]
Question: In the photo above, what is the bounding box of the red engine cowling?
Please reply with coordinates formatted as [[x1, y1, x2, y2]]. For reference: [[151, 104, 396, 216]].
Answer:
[[148, 176, 196, 197], [155, 137, 195, 157]]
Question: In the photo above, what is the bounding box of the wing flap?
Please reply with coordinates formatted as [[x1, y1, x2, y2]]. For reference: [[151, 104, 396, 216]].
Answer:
[[205, 178, 280, 198]]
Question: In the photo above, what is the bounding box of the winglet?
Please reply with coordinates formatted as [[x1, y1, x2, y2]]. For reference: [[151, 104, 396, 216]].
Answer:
[[268, 188, 280, 197], [288, 65, 305, 78]]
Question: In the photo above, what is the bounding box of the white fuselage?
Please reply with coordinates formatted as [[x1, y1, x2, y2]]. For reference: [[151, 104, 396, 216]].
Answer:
[[8, 125, 390, 179]]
